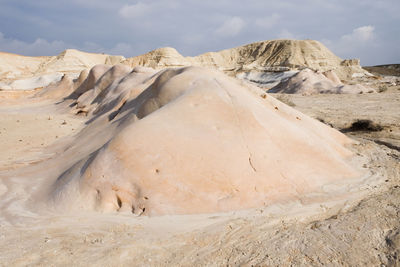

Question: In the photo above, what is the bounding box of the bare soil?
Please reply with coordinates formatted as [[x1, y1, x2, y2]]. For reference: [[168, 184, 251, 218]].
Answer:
[[0, 85, 399, 267]]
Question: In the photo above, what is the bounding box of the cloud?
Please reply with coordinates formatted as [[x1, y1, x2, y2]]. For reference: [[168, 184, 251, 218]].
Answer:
[[341, 25, 375, 42], [181, 33, 205, 46], [107, 42, 134, 56], [68, 0, 119, 9], [215, 17, 245, 37], [119, 2, 153, 19], [255, 14, 280, 29], [277, 29, 297, 40], [322, 25, 380, 65], [0, 32, 134, 57], [0, 1, 398, 65], [119, 1, 181, 20], [0, 32, 69, 56]]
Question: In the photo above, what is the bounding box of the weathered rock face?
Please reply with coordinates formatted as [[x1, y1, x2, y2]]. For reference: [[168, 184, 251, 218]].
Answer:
[[195, 39, 344, 72], [323, 70, 342, 85], [341, 59, 360, 66]]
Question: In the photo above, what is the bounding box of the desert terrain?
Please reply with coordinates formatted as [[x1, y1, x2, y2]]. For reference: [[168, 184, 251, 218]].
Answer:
[[0, 40, 399, 266]]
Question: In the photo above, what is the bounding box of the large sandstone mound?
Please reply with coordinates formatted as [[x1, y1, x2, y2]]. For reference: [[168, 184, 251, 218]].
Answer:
[[49, 66, 360, 216], [269, 69, 375, 94]]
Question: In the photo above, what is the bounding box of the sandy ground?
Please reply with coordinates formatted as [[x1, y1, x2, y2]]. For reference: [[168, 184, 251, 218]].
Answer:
[[0, 106, 83, 170], [276, 91, 400, 147], [0, 89, 399, 266]]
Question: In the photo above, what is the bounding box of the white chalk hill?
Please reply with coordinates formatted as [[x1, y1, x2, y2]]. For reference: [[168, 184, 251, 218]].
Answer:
[[49, 65, 359, 216], [0, 49, 125, 90], [122, 40, 366, 80], [269, 69, 375, 94]]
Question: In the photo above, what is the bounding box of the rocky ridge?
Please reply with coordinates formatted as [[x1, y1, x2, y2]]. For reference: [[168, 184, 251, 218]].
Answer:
[[0, 39, 368, 90], [122, 40, 367, 80]]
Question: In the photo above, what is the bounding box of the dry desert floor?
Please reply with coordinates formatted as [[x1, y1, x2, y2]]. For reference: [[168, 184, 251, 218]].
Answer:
[[0, 83, 399, 266]]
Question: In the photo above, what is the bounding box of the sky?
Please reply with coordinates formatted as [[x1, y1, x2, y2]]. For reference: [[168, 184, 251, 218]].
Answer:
[[0, 0, 399, 66]]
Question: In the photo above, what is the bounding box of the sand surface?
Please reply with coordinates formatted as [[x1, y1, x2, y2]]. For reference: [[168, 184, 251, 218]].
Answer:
[[0, 102, 83, 170]]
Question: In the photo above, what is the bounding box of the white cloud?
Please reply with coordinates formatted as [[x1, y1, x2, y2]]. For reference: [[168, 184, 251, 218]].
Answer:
[[119, 2, 152, 19], [255, 14, 280, 29], [69, 0, 117, 9], [0, 1, 397, 65], [322, 25, 379, 65], [0, 32, 68, 56], [107, 42, 134, 56], [277, 29, 297, 40], [181, 33, 205, 46], [215, 17, 245, 37], [341, 25, 375, 42], [0, 32, 133, 57], [320, 38, 332, 45]]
